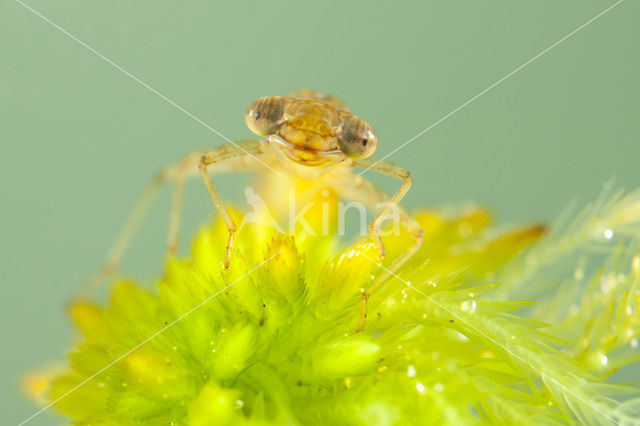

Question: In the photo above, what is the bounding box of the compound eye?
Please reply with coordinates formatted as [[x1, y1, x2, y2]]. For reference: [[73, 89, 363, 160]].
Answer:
[[337, 114, 378, 158], [245, 96, 289, 136]]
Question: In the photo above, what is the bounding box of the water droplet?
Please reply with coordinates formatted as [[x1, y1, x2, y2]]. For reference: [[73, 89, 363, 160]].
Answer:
[[601, 275, 616, 293], [434, 383, 444, 392], [604, 229, 614, 239], [415, 382, 426, 394], [407, 365, 417, 378], [457, 332, 469, 342], [600, 355, 608, 365], [235, 399, 244, 408], [461, 300, 477, 314], [631, 339, 639, 349]]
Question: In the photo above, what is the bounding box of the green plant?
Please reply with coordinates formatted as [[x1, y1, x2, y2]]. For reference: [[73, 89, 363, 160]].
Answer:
[[25, 189, 640, 425]]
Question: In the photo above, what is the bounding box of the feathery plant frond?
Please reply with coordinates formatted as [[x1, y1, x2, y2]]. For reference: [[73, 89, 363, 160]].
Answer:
[[495, 183, 640, 300]]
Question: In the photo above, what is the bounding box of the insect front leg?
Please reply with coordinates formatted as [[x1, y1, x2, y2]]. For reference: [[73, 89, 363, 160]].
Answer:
[[79, 140, 265, 300], [198, 140, 266, 268], [352, 158, 424, 268]]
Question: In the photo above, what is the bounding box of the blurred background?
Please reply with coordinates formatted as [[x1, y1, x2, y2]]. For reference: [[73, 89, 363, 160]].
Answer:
[[1, 0, 638, 423]]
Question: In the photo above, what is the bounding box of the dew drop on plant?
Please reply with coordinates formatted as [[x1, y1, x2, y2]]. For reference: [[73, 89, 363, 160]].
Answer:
[[600, 275, 616, 293], [631, 339, 639, 349], [633, 255, 640, 275], [600, 355, 608, 365], [415, 382, 426, 394], [626, 303, 634, 315], [456, 332, 469, 342], [461, 300, 477, 314], [604, 229, 614, 239], [407, 365, 417, 378]]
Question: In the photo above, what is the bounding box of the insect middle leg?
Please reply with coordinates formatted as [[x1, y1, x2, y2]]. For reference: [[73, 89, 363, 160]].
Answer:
[[199, 140, 266, 268]]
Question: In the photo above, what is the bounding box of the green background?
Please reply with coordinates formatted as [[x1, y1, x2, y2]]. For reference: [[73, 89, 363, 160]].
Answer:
[[1, 0, 638, 423]]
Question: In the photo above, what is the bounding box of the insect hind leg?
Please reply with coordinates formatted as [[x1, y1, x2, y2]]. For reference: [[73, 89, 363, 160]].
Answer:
[[77, 153, 202, 301]]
